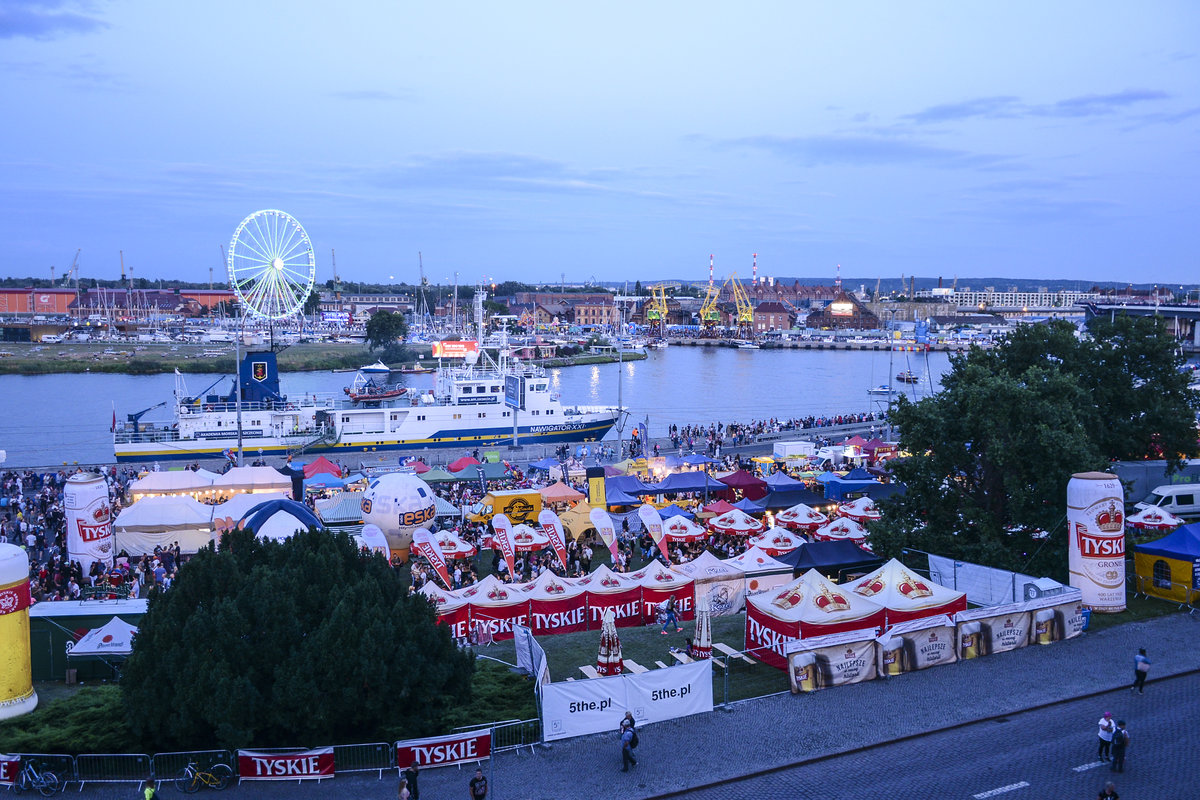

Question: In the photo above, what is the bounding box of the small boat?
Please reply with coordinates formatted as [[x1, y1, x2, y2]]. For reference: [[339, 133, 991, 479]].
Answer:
[[360, 360, 391, 375], [896, 371, 919, 383], [344, 383, 408, 404], [736, 341, 760, 350], [398, 365, 436, 374], [868, 385, 897, 396]]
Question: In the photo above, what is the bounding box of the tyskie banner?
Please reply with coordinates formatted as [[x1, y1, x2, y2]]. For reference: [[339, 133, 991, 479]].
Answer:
[[396, 730, 492, 769], [0, 755, 18, 786], [237, 748, 335, 781], [412, 528, 452, 588], [491, 513, 517, 577], [538, 509, 570, 571], [637, 503, 670, 561], [589, 507, 619, 559]]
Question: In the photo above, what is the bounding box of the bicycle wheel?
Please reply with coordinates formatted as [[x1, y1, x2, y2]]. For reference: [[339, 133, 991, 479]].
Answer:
[[14, 771, 29, 793], [210, 764, 233, 791], [36, 772, 58, 797], [176, 768, 200, 794]]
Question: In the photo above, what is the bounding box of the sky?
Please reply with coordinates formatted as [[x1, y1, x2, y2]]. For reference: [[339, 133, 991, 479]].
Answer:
[[1, 1, 1198, 289]]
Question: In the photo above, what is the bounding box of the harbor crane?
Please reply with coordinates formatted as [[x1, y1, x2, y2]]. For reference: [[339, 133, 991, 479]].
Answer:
[[644, 281, 680, 338], [728, 273, 755, 338]]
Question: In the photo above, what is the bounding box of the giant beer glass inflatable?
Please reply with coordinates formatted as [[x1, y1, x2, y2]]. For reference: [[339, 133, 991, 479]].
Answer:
[[0, 544, 37, 719]]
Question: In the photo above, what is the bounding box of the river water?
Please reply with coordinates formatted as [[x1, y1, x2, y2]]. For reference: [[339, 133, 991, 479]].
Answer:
[[0, 346, 950, 467]]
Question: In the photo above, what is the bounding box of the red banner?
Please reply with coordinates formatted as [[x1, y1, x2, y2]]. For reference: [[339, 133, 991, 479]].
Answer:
[[0, 755, 18, 786], [641, 587, 695, 625], [538, 510, 569, 571], [435, 604, 471, 640], [585, 590, 643, 629], [468, 603, 531, 642], [529, 596, 588, 636], [412, 529, 452, 588], [491, 514, 517, 578], [396, 730, 491, 769], [0, 580, 31, 616], [237, 748, 335, 781]]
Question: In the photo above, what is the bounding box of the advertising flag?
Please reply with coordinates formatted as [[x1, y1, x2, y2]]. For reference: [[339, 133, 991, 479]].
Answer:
[[637, 503, 670, 561], [589, 507, 619, 559], [538, 509, 570, 571], [412, 528, 453, 588], [492, 513, 517, 577]]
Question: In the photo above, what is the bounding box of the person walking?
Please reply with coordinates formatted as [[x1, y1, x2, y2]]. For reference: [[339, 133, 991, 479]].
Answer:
[[1110, 720, 1129, 773], [660, 594, 682, 635], [1132, 647, 1151, 694], [468, 767, 488, 799], [1097, 781, 1119, 799], [1097, 712, 1115, 762], [620, 723, 638, 772]]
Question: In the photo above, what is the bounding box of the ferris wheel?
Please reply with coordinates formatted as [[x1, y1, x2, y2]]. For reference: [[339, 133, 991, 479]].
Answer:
[[227, 209, 316, 320]]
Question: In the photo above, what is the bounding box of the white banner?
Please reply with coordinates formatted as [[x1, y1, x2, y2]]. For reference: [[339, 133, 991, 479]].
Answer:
[[513, 624, 550, 688], [928, 554, 1065, 607], [541, 661, 714, 742], [590, 507, 619, 558]]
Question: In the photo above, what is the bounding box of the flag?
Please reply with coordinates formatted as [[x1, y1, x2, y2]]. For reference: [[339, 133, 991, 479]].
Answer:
[[111, 402, 116, 433], [538, 509, 569, 571], [589, 507, 619, 559], [491, 513, 517, 577], [637, 503, 670, 561], [412, 528, 452, 589]]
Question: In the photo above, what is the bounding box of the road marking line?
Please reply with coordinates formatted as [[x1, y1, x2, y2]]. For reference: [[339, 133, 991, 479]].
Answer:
[[973, 782, 1031, 799], [1072, 761, 1104, 772]]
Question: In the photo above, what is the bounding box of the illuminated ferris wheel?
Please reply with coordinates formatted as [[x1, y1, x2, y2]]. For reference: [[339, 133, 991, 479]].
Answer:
[[227, 209, 316, 320]]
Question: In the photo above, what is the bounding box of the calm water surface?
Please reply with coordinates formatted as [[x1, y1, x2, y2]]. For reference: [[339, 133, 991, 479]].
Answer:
[[0, 346, 949, 467]]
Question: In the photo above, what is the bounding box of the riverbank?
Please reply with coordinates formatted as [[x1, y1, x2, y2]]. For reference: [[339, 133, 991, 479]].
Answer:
[[0, 342, 647, 375]]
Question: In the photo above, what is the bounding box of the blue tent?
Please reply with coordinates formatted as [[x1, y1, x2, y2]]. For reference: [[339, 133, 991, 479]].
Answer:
[[824, 473, 884, 501], [530, 457, 561, 471], [732, 497, 766, 513], [1135, 523, 1200, 559], [604, 486, 642, 506], [764, 472, 805, 490], [240, 499, 325, 536], [657, 503, 694, 520], [303, 474, 346, 491], [607, 475, 654, 494], [649, 471, 727, 494], [683, 454, 718, 465], [663, 455, 685, 468], [844, 467, 875, 481], [759, 488, 826, 509]]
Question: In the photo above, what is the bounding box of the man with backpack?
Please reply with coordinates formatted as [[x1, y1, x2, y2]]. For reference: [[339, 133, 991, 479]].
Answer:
[[1110, 720, 1130, 773]]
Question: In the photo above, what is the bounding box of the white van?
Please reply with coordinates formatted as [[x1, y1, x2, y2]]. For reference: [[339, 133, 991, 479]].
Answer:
[[40, 334, 64, 344], [1134, 484, 1200, 521]]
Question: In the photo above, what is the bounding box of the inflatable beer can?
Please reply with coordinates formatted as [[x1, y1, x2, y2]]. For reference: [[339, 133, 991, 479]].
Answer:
[[64, 473, 114, 576], [1066, 472, 1126, 613], [0, 544, 38, 719]]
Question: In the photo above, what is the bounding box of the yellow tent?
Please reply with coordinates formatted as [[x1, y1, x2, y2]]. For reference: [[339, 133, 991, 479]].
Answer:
[[559, 504, 596, 542], [1133, 525, 1200, 605]]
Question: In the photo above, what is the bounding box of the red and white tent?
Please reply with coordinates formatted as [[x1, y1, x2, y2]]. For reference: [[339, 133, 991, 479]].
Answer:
[[746, 569, 886, 669], [485, 524, 551, 553], [521, 569, 588, 636], [1126, 506, 1184, 531], [838, 496, 881, 522], [68, 616, 139, 657], [848, 558, 967, 626], [420, 582, 471, 640], [722, 545, 793, 597], [461, 574, 531, 642], [672, 551, 747, 615], [435, 529, 478, 559], [812, 517, 871, 547], [707, 508, 766, 537], [578, 564, 642, 629], [632, 559, 695, 624], [776, 503, 828, 532], [748, 526, 805, 556], [663, 515, 708, 542]]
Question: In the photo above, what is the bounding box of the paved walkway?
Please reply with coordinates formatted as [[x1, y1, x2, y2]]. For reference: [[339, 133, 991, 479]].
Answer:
[[207, 611, 1198, 800]]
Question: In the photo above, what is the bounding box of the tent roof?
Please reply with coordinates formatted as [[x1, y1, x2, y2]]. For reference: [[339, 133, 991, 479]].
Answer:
[[748, 526, 806, 555], [539, 481, 586, 503], [129, 470, 214, 493], [419, 581, 467, 612], [406, 460, 431, 474], [763, 471, 805, 490], [846, 558, 966, 614], [447, 456, 481, 472], [701, 499, 736, 515], [718, 470, 768, 491], [760, 487, 826, 508], [672, 550, 743, 579], [421, 467, 458, 483], [303, 473, 347, 490], [651, 471, 728, 494], [211, 492, 290, 529], [529, 457, 561, 470], [707, 508, 766, 535], [658, 503, 694, 520], [663, 515, 707, 541], [1135, 522, 1200, 559], [69, 616, 138, 657], [607, 475, 654, 494], [114, 495, 213, 531], [722, 545, 792, 574], [842, 467, 875, 481], [520, 568, 586, 599], [302, 456, 342, 479], [461, 574, 528, 607], [776, 540, 883, 574], [212, 466, 291, 491], [630, 559, 693, 589], [748, 569, 885, 625], [732, 497, 766, 513], [240, 499, 324, 541], [314, 491, 365, 524], [576, 563, 638, 593]]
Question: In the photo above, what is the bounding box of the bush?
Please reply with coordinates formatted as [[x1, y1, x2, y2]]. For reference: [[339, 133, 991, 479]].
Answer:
[[0, 686, 132, 754]]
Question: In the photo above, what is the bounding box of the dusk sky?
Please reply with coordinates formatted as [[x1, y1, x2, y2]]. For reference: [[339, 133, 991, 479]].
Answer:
[[2, 1, 1197, 288]]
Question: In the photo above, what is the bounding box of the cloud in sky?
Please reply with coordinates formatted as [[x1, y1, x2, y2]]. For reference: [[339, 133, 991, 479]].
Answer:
[[906, 90, 1172, 124], [0, 1, 107, 40], [903, 96, 1023, 124], [719, 134, 1008, 170]]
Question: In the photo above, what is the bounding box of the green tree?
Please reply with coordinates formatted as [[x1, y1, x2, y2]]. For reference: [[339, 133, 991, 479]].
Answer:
[[365, 310, 408, 351], [303, 288, 322, 316], [121, 529, 474, 749], [872, 318, 1200, 578]]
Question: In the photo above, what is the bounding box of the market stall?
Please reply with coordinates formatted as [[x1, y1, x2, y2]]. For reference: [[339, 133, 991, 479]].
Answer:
[[848, 558, 967, 626], [672, 551, 746, 615], [633, 559, 695, 624], [112, 495, 216, 555]]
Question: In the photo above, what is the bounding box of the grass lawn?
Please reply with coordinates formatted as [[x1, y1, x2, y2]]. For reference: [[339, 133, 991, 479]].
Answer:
[[1083, 591, 1186, 634]]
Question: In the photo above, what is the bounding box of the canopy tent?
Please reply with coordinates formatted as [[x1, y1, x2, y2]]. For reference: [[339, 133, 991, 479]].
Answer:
[[748, 526, 806, 556], [529, 457, 563, 471], [663, 515, 708, 542], [764, 471, 805, 490], [239, 499, 325, 541], [855, 483, 906, 502], [682, 454, 718, 465], [127, 469, 215, 501], [700, 499, 737, 517], [847, 558, 967, 626], [68, 616, 139, 658], [434, 529, 477, 559], [302, 456, 342, 479], [211, 492, 291, 532], [604, 486, 643, 506], [420, 467, 458, 483], [658, 503, 694, 520], [303, 473, 348, 491], [758, 487, 828, 510], [421, 582, 470, 639], [722, 545, 794, 597], [113, 495, 215, 555], [776, 503, 828, 533], [521, 569, 588, 635], [578, 564, 642, 628], [1127, 506, 1184, 531], [632, 559, 695, 624], [602, 465, 624, 477], [607, 475, 655, 495], [731, 497, 767, 514], [313, 491, 366, 525], [745, 569, 887, 669], [433, 494, 461, 517], [838, 496, 882, 522], [558, 504, 595, 541], [776, 540, 883, 580], [212, 466, 292, 498], [447, 456, 482, 472], [672, 551, 746, 615], [461, 574, 531, 642], [822, 473, 882, 501], [717, 469, 768, 501], [707, 508, 766, 537], [486, 523, 551, 553], [1133, 523, 1200, 604], [477, 461, 511, 480], [811, 517, 871, 547], [406, 460, 432, 474], [650, 471, 730, 495]]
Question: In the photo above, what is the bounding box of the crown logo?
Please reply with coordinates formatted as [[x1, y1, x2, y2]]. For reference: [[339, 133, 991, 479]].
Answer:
[[928, 632, 938, 641], [772, 587, 803, 609], [855, 577, 885, 597], [546, 580, 565, 595], [514, 531, 533, 544], [601, 576, 620, 588], [813, 586, 850, 612], [896, 570, 933, 598], [487, 586, 508, 601], [93, 504, 110, 523], [1095, 501, 1123, 533]]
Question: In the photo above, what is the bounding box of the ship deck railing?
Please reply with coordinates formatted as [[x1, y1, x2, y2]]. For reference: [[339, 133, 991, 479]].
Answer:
[[176, 394, 343, 416]]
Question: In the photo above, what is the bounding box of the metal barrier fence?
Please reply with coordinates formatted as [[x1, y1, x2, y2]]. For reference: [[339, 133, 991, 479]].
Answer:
[[150, 750, 234, 782], [1128, 573, 1200, 611], [332, 742, 394, 777], [491, 718, 541, 753], [74, 753, 152, 787], [10, 753, 76, 784]]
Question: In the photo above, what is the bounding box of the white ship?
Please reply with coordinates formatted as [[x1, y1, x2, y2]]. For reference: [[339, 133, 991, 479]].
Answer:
[[113, 349, 619, 463]]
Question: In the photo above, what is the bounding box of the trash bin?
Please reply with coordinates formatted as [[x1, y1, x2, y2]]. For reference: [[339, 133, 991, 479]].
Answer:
[[1081, 608, 1092, 632]]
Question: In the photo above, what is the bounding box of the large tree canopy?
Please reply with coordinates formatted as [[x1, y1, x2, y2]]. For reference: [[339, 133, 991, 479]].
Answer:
[[871, 317, 1199, 578], [365, 310, 409, 352], [122, 529, 473, 749]]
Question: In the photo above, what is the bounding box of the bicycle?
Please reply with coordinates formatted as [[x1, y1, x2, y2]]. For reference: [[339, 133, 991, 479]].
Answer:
[[174, 762, 233, 793], [13, 760, 60, 796]]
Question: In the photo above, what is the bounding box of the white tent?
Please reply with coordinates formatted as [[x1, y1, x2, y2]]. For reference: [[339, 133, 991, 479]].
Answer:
[[672, 551, 746, 615], [748, 526, 805, 556], [113, 495, 216, 555], [846, 558, 967, 626], [722, 545, 793, 597], [68, 616, 139, 657], [209, 492, 290, 533], [127, 470, 215, 501], [253, 508, 318, 542], [812, 517, 871, 546], [211, 466, 292, 499]]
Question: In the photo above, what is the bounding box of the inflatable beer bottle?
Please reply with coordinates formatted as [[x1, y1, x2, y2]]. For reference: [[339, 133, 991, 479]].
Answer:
[[0, 544, 38, 719]]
